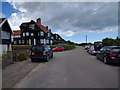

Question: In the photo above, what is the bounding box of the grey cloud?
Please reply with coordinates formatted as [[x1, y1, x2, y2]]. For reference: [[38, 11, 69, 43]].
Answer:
[[9, 2, 118, 36]]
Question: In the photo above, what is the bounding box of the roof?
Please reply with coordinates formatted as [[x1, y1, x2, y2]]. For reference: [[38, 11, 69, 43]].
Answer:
[[20, 20, 48, 33], [0, 18, 12, 33], [11, 30, 21, 36], [35, 22, 48, 33], [0, 18, 6, 27], [0, 18, 5, 24]]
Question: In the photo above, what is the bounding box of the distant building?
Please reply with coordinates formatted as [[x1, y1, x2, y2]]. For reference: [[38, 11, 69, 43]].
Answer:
[[0, 18, 12, 56]]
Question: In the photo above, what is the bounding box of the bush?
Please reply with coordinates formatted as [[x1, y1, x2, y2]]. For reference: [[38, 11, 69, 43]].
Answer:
[[18, 52, 28, 61], [2, 54, 10, 60], [12, 45, 32, 50], [50, 44, 76, 51]]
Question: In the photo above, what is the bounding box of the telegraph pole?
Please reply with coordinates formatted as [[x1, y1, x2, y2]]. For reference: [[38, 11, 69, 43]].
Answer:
[[86, 35, 87, 44]]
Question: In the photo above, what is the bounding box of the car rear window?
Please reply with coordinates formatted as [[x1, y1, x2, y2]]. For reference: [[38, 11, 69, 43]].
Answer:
[[112, 48, 120, 52], [31, 46, 43, 52], [57, 47, 62, 48]]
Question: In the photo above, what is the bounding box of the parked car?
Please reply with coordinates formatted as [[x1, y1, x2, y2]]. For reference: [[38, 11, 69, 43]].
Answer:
[[52, 46, 65, 52], [85, 45, 91, 52], [30, 45, 53, 62], [88, 45, 97, 55], [96, 46, 120, 64], [85, 45, 90, 50]]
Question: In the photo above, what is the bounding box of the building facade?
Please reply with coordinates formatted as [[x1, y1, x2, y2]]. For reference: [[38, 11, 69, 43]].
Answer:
[[0, 18, 12, 56], [12, 18, 56, 45]]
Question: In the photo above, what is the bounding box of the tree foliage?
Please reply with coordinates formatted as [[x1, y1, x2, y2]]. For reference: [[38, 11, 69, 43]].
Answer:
[[102, 38, 120, 46]]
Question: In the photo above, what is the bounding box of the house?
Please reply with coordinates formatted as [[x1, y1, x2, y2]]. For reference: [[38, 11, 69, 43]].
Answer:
[[13, 18, 53, 45], [0, 18, 12, 56], [51, 33, 65, 44], [11, 30, 21, 43]]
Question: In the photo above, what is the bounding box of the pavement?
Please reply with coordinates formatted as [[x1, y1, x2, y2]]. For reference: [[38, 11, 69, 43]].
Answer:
[[10, 46, 119, 88], [2, 60, 40, 88]]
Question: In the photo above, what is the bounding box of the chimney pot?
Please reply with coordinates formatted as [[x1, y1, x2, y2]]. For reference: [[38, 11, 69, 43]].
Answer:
[[46, 26, 48, 30], [36, 18, 41, 25]]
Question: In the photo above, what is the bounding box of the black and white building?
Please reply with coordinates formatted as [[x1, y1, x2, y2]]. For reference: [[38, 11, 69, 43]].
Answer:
[[13, 18, 53, 45], [12, 18, 65, 45], [0, 18, 12, 56]]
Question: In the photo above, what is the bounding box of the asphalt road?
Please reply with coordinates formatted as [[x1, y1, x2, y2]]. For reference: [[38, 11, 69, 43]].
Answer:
[[14, 46, 119, 88]]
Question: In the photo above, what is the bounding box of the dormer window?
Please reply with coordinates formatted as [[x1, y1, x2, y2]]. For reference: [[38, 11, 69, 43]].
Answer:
[[40, 31, 44, 36], [29, 24, 35, 29], [48, 33, 50, 37]]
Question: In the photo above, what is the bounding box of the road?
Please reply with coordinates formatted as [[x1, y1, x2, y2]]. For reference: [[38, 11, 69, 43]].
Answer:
[[14, 46, 119, 88]]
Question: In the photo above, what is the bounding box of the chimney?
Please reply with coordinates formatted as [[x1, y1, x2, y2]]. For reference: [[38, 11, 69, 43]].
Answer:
[[36, 18, 41, 25], [46, 26, 48, 30], [49, 29, 51, 32]]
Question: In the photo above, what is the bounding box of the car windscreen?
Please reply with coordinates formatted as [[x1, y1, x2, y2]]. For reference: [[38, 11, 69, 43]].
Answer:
[[112, 48, 120, 52], [31, 46, 43, 52]]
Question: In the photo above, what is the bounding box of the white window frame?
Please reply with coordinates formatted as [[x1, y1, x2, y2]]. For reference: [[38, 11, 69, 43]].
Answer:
[[40, 31, 44, 36], [22, 40, 24, 44], [26, 32, 29, 36], [23, 33, 25, 36], [46, 39, 49, 44], [31, 33, 33, 36], [50, 40, 53, 45], [19, 40, 21, 44], [40, 39, 44, 44], [29, 24, 35, 29]]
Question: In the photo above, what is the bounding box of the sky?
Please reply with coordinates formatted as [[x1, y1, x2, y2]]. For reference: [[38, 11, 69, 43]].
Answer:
[[0, 1, 119, 43]]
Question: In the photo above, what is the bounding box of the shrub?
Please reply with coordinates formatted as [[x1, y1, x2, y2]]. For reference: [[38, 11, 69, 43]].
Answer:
[[12, 45, 32, 50], [50, 44, 76, 51], [18, 52, 28, 61], [2, 54, 10, 60]]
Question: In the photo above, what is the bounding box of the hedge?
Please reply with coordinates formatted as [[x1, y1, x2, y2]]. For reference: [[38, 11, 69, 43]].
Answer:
[[50, 44, 76, 51], [12, 45, 32, 50]]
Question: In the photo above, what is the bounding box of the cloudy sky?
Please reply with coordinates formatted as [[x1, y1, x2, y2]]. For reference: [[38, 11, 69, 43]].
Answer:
[[1, 1, 119, 43]]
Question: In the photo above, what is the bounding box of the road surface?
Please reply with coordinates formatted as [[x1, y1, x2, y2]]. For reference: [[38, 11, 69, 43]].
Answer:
[[14, 46, 119, 88]]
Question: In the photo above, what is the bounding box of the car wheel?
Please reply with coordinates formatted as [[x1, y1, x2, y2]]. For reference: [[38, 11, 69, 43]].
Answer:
[[103, 57, 108, 64], [31, 59, 35, 62], [96, 54, 99, 59], [45, 56, 49, 62], [51, 53, 53, 58]]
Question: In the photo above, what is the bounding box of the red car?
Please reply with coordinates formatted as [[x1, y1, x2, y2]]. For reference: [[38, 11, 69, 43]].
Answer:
[[52, 46, 65, 52]]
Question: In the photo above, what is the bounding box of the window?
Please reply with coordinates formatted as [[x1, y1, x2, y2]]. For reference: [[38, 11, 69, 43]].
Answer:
[[48, 33, 50, 37], [50, 40, 53, 44], [29, 24, 35, 29], [22, 40, 24, 44], [23, 33, 25, 36], [46, 39, 49, 44], [40, 39, 44, 44], [19, 40, 21, 44], [1, 31, 10, 39], [26, 32, 29, 36], [31, 33, 33, 36], [51, 36, 54, 39], [14, 41, 17, 44], [40, 31, 44, 36]]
